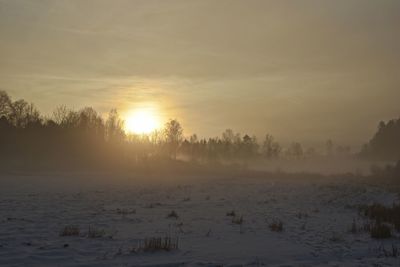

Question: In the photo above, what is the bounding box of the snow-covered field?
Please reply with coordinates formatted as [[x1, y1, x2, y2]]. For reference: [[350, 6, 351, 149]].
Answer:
[[0, 172, 399, 266]]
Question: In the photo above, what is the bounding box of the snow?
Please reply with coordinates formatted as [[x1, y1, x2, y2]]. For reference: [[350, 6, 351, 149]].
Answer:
[[0, 172, 399, 266]]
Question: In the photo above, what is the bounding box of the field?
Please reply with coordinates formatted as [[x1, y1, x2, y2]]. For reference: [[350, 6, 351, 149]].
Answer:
[[0, 172, 399, 266]]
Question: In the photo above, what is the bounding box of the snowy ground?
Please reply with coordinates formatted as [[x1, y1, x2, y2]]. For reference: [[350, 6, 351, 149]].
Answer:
[[0, 172, 399, 266]]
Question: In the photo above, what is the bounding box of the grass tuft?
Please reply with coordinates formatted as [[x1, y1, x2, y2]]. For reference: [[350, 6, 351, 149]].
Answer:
[[269, 220, 283, 232], [134, 236, 179, 252], [87, 225, 106, 238], [360, 203, 400, 231], [232, 215, 243, 225], [116, 208, 136, 215], [226, 210, 236, 217], [59, 225, 80, 237]]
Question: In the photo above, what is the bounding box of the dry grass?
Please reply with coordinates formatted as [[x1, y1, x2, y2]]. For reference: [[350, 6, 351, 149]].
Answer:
[[329, 232, 344, 242], [358, 202, 400, 238], [370, 223, 392, 239], [59, 225, 80, 237], [134, 237, 179, 252], [116, 208, 136, 215], [145, 202, 162, 209], [226, 210, 236, 217], [232, 215, 243, 225], [269, 220, 283, 232], [360, 203, 400, 231], [376, 243, 399, 258], [87, 225, 106, 238]]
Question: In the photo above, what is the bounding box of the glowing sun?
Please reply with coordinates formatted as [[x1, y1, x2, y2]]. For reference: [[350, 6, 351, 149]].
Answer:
[[125, 109, 160, 134]]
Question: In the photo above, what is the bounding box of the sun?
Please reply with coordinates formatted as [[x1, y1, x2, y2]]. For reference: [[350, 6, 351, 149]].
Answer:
[[125, 109, 160, 134]]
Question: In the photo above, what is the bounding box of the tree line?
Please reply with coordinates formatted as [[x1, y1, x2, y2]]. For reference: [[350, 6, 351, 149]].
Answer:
[[0, 90, 356, 170]]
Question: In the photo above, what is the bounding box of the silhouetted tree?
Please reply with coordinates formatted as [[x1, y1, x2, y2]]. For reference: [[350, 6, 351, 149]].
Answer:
[[164, 119, 183, 159], [9, 99, 41, 128], [286, 142, 304, 159], [0, 90, 12, 119], [220, 129, 236, 159], [262, 134, 281, 159], [240, 134, 259, 159], [105, 109, 125, 143], [188, 134, 199, 161], [361, 118, 400, 161], [52, 105, 69, 126], [2, 89, 371, 171]]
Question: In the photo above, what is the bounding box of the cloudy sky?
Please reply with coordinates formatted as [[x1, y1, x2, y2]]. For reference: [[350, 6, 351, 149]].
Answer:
[[1, 0, 399, 147]]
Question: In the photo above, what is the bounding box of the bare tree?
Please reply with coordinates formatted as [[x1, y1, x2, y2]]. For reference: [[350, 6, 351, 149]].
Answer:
[[0, 90, 12, 119], [105, 109, 125, 143], [286, 142, 304, 159], [53, 105, 69, 126], [164, 119, 183, 159], [262, 134, 281, 159], [241, 134, 259, 158], [9, 99, 41, 128]]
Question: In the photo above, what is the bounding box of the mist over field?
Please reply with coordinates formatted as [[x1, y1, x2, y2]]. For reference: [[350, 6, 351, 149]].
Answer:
[[1, 1, 400, 266]]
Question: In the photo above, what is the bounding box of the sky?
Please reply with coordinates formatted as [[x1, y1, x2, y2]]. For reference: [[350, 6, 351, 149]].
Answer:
[[0, 0, 399, 148]]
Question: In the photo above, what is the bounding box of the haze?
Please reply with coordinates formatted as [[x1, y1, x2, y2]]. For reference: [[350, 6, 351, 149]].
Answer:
[[1, 0, 399, 147]]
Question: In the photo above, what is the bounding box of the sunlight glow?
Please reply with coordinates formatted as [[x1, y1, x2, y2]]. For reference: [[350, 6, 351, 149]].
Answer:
[[125, 109, 160, 134]]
